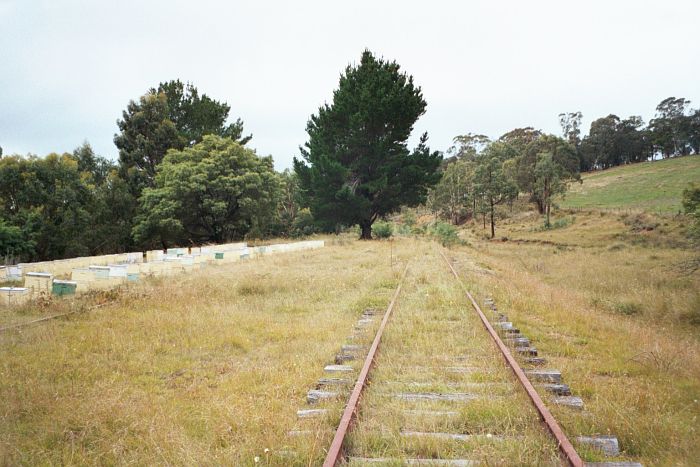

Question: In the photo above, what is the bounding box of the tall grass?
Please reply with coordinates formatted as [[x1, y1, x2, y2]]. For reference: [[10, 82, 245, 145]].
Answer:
[[0, 240, 406, 465], [459, 209, 700, 464]]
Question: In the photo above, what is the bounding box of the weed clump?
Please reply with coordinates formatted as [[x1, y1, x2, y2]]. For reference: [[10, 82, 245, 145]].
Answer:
[[680, 293, 700, 326], [622, 213, 659, 232], [614, 301, 643, 316], [430, 222, 462, 247], [372, 221, 394, 239], [532, 216, 575, 232]]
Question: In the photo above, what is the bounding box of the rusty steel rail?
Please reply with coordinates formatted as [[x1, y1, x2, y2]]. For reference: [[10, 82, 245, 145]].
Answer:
[[0, 302, 110, 333], [439, 250, 584, 467], [323, 264, 409, 467]]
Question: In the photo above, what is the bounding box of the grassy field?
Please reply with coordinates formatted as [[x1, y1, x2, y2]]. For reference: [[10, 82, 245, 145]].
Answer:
[[559, 155, 700, 213], [461, 206, 700, 465], [3, 157, 700, 465], [0, 239, 405, 465], [4, 228, 698, 465]]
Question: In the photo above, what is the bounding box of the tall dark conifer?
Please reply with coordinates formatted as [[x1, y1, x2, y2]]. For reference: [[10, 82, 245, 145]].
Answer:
[[294, 50, 442, 239]]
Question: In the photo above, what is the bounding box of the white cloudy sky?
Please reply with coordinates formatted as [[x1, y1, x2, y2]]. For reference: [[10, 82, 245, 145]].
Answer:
[[1, 0, 698, 170]]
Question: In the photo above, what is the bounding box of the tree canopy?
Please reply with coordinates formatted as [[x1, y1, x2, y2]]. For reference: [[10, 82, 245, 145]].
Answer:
[[294, 50, 442, 239], [115, 80, 251, 197], [132, 135, 280, 248]]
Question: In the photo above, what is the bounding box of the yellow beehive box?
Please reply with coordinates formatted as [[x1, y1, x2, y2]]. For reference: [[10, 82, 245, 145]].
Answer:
[[24, 272, 54, 294], [71, 268, 94, 282], [0, 287, 31, 307]]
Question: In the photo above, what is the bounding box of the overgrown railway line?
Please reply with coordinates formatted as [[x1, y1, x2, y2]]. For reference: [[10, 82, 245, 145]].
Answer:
[[286, 248, 641, 466]]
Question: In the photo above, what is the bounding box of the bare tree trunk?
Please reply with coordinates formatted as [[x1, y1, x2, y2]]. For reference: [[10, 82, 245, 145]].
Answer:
[[359, 221, 372, 240], [490, 200, 495, 239]]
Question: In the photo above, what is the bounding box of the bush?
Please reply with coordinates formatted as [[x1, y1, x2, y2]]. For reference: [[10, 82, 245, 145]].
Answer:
[[431, 221, 461, 247], [402, 211, 417, 228], [682, 184, 700, 241], [614, 301, 643, 316], [622, 213, 659, 232], [372, 221, 394, 239], [291, 208, 317, 237], [534, 216, 574, 232], [396, 224, 413, 236]]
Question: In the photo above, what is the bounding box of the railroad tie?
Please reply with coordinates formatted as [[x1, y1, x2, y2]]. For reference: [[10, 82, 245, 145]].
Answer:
[[324, 364, 354, 372], [525, 369, 562, 383], [392, 392, 477, 402], [348, 458, 478, 466], [297, 408, 328, 418], [576, 435, 621, 457], [317, 377, 352, 387], [401, 431, 504, 442], [553, 396, 585, 410], [307, 389, 339, 404]]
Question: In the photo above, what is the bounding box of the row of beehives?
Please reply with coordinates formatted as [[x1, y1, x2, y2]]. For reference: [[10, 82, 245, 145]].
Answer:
[[0, 240, 325, 307]]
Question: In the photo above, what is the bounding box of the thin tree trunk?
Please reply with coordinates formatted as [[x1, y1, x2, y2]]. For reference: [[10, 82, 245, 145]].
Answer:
[[490, 199, 495, 239]]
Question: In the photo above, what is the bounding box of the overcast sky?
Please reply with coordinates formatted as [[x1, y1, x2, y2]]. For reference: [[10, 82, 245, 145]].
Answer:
[[1, 0, 698, 170]]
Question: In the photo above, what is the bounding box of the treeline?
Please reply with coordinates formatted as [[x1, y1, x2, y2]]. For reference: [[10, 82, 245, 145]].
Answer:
[[428, 96, 700, 237], [564, 96, 699, 171], [0, 81, 313, 262], [2, 53, 698, 259], [429, 130, 578, 237]]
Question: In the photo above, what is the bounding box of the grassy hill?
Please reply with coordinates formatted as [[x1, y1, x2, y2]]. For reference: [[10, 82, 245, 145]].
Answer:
[[560, 155, 700, 213]]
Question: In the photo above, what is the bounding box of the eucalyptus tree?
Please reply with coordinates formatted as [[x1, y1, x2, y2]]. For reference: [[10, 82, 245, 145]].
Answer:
[[474, 142, 518, 239]]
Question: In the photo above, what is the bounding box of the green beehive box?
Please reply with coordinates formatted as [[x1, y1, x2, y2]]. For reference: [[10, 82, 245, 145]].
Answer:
[[215, 252, 224, 260], [52, 280, 77, 297]]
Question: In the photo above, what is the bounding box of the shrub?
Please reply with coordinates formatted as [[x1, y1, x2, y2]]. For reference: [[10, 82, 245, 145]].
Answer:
[[534, 216, 574, 232], [291, 208, 317, 237], [402, 210, 417, 228], [431, 221, 461, 247], [396, 224, 413, 236], [372, 221, 394, 239], [623, 213, 659, 232], [614, 301, 643, 316], [682, 184, 700, 241]]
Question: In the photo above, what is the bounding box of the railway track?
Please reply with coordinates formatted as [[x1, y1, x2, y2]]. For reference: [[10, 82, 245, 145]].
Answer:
[[286, 248, 641, 466]]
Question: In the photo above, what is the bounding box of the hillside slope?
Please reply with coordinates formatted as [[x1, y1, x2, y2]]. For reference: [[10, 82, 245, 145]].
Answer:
[[560, 155, 700, 213]]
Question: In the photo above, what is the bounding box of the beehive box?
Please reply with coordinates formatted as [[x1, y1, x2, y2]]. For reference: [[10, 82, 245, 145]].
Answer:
[[107, 265, 128, 278], [0, 287, 31, 306], [89, 278, 121, 290], [141, 261, 165, 276], [126, 252, 143, 263], [160, 260, 181, 275], [71, 268, 94, 282], [52, 280, 77, 297], [146, 250, 164, 262], [5, 266, 22, 282], [89, 266, 110, 279], [166, 248, 186, 257], [24, 272, 53, 294]]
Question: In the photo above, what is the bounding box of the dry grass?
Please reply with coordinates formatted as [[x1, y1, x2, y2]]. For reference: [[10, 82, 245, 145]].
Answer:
[[3, 217, 698, 465], [457, 209, 700, 465], [0, 236, 403, 466]]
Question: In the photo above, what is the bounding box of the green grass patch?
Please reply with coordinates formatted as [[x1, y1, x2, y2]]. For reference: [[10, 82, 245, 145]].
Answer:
[[560, 156, 700, 213]]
